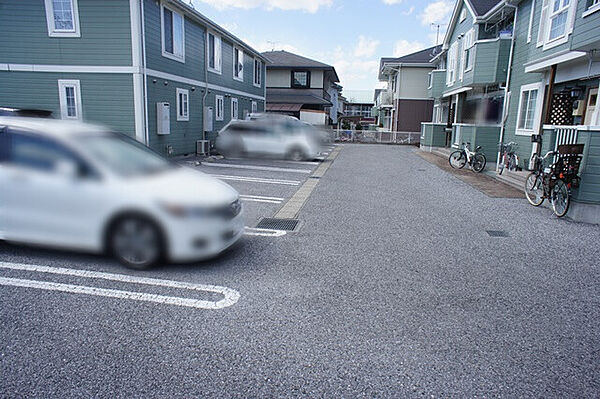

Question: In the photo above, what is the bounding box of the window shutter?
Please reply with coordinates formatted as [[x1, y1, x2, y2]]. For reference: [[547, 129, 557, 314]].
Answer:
[[536, 0, 550, 47], [460, 39, 466, 80], [566, 0, 578, 35], [216, 37, 222, 71]]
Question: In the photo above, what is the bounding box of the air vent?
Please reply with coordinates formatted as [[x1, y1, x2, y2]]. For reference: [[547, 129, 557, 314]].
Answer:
[[486, 230, 509, 237], [256, 218, 299, 231]]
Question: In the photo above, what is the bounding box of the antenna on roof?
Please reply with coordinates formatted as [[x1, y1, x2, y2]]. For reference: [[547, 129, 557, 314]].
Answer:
[[267, 41, 279, 51], [431, 23, 448, 45]]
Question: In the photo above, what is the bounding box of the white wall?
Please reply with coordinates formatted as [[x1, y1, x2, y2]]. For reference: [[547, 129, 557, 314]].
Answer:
[[300, 110, 327, 125], [397, 67, 433, 99], [266, 70, 291, 87]]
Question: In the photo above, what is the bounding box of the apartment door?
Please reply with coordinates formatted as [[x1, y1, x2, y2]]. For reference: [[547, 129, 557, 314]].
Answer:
[[584, 88, 598, 125]]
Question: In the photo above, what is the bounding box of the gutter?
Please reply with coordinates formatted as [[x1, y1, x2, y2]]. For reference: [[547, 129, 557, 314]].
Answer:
[[496, 3, 518, 170]]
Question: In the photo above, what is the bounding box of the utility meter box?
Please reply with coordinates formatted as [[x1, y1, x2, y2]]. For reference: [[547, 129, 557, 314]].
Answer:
[[157, 102, 170, 135], [204, 106, 214, 132]]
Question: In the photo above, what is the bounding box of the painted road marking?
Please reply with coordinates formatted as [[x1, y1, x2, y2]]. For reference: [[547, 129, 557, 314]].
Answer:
[[0, 262, 239, 310], [202, 163, 312, 174], [244, 227, 287, 237], [224, 158, 321, 166], [210, 174, 301, 186], [240, 194, 284, 204]]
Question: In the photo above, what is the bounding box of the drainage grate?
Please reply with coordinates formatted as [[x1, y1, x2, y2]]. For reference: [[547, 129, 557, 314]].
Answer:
[[486, 230, 509, 237], [256, 218, 299, 231]]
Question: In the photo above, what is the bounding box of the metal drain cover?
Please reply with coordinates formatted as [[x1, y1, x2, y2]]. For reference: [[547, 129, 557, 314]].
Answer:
[[486, 230, 509, 237], [256, 218, 299, 231]]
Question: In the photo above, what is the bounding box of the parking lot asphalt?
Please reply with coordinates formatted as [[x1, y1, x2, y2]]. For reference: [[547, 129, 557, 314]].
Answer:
[[1, 144, 599, 397]]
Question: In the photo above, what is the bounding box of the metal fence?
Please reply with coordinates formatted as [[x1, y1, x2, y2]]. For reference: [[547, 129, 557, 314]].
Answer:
[[333, 129, 421, 145]]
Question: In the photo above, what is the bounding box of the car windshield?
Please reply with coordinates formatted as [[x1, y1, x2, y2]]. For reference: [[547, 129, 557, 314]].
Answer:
[[81, 133, 177, 177]]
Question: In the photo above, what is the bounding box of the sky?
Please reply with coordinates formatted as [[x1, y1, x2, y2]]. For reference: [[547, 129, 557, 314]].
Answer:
[[190, 0, 455, 101]]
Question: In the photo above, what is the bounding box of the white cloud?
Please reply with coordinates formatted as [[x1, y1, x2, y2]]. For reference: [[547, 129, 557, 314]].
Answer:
[[193, 0, 332, 13], [402, 6, 415, 15], [393, 39, 426, 57], [382, 0, 403, 4], [419, 0, 454, 25], [319, 45, 380, 91], [353, 36, 380, 58]]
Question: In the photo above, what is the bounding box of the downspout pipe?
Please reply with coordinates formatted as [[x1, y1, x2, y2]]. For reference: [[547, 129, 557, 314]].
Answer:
[[496, 2, 518, 170], [202, 30, 209, 143], [140, 0, 149, 146]]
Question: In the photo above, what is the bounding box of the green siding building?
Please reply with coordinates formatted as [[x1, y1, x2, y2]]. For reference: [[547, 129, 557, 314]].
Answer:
[[0, 0, 268, 156], [420, 0, 600, 223]]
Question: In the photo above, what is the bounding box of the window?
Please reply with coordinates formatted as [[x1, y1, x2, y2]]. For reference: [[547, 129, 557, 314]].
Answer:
[[516, 83, 544, 134], [44, 0, 80, 37], [292, 71, 311, 88], [460, 8, 467, 22], [586, 0, 600, 12], [208, 32, 222, 73], [231, 98, 239, 120], [233, 47, 244, 81], [215, 95, 224, 121], [527, 0, 537, 43], [252, 101, 258, 113], [462, 29, 475, 76], [446, 42, 458, 85], [253, 58, 262, 87], [161, 5, 185, 62], [58, 80, 82, 120], [176, 88, 189, 121], [537, 0, 576, 49]]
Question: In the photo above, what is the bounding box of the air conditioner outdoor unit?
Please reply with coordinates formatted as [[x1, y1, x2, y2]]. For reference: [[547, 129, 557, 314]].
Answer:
[[196, 140, 210, 156]]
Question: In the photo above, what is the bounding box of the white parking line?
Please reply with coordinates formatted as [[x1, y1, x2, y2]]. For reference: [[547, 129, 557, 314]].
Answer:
[[0, 262, 239, 310], [202, 163, 312, 174], [224, 158, 322, 166], [244, 227, 287, 237], [240, 194, 284, 204], [210, 174, 301, 186]]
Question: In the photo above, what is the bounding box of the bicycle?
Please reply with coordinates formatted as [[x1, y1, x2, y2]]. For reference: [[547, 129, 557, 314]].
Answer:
[[498, 141, 521, 175], [448, 142, 486, 173], [524, 145, 583, 218]]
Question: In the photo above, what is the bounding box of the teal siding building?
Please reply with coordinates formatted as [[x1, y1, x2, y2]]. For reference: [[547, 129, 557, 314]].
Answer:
[[0, 0, 268, 156], [420, 0, 600, 222]]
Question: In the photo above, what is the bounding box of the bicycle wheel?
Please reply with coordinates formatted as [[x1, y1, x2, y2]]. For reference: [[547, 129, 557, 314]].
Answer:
[[449, 150, 466, 169], [551, 179, 570, 218], [472, 153, 486, 173], [524, 172, 544, 206]]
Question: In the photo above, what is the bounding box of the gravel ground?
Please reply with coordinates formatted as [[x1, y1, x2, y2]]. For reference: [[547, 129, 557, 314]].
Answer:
[[1, 144, 598, 397]]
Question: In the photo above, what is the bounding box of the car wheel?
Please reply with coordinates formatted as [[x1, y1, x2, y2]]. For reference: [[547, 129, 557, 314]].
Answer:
[[109, 215, 164, 270], [287, 148, 306, 161]]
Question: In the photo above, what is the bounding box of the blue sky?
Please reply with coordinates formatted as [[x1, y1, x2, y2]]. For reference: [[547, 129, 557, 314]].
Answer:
[[190, 0, 455, 100]]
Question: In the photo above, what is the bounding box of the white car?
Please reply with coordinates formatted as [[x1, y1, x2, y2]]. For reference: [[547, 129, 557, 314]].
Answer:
[[0, 117, 244, 269], [216, 116, 325, 161]]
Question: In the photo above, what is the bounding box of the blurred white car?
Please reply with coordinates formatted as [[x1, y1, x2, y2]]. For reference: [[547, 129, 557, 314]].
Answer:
[[216, 115, 325, 161], [0, 117, 244, 269]]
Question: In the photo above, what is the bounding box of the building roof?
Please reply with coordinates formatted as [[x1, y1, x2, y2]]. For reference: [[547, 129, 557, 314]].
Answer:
[[378, 45, 441, 80], [467, 0, 502, 16], [266, 89, 332, 106], [262, 50, 340, 82]]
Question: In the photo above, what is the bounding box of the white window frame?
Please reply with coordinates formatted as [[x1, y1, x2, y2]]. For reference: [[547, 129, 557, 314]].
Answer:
[[233, 46, 244, 82], [58, 79, 82, 120], [207, 31, 222, 74], [231, 98, 238, 120], [460, 8, 467, 22], [176, 88, 189, 121], [583, 0, 600, 16], [515, 82, 545, 136], [215, 95, 224, 121], [44, 0, 80, 38], [538, 0, 578, 50], [461, 29, 475, 79], [253, 58, 262, 87], [252, 101, 258, 113], [160, 3, 185, 63]]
